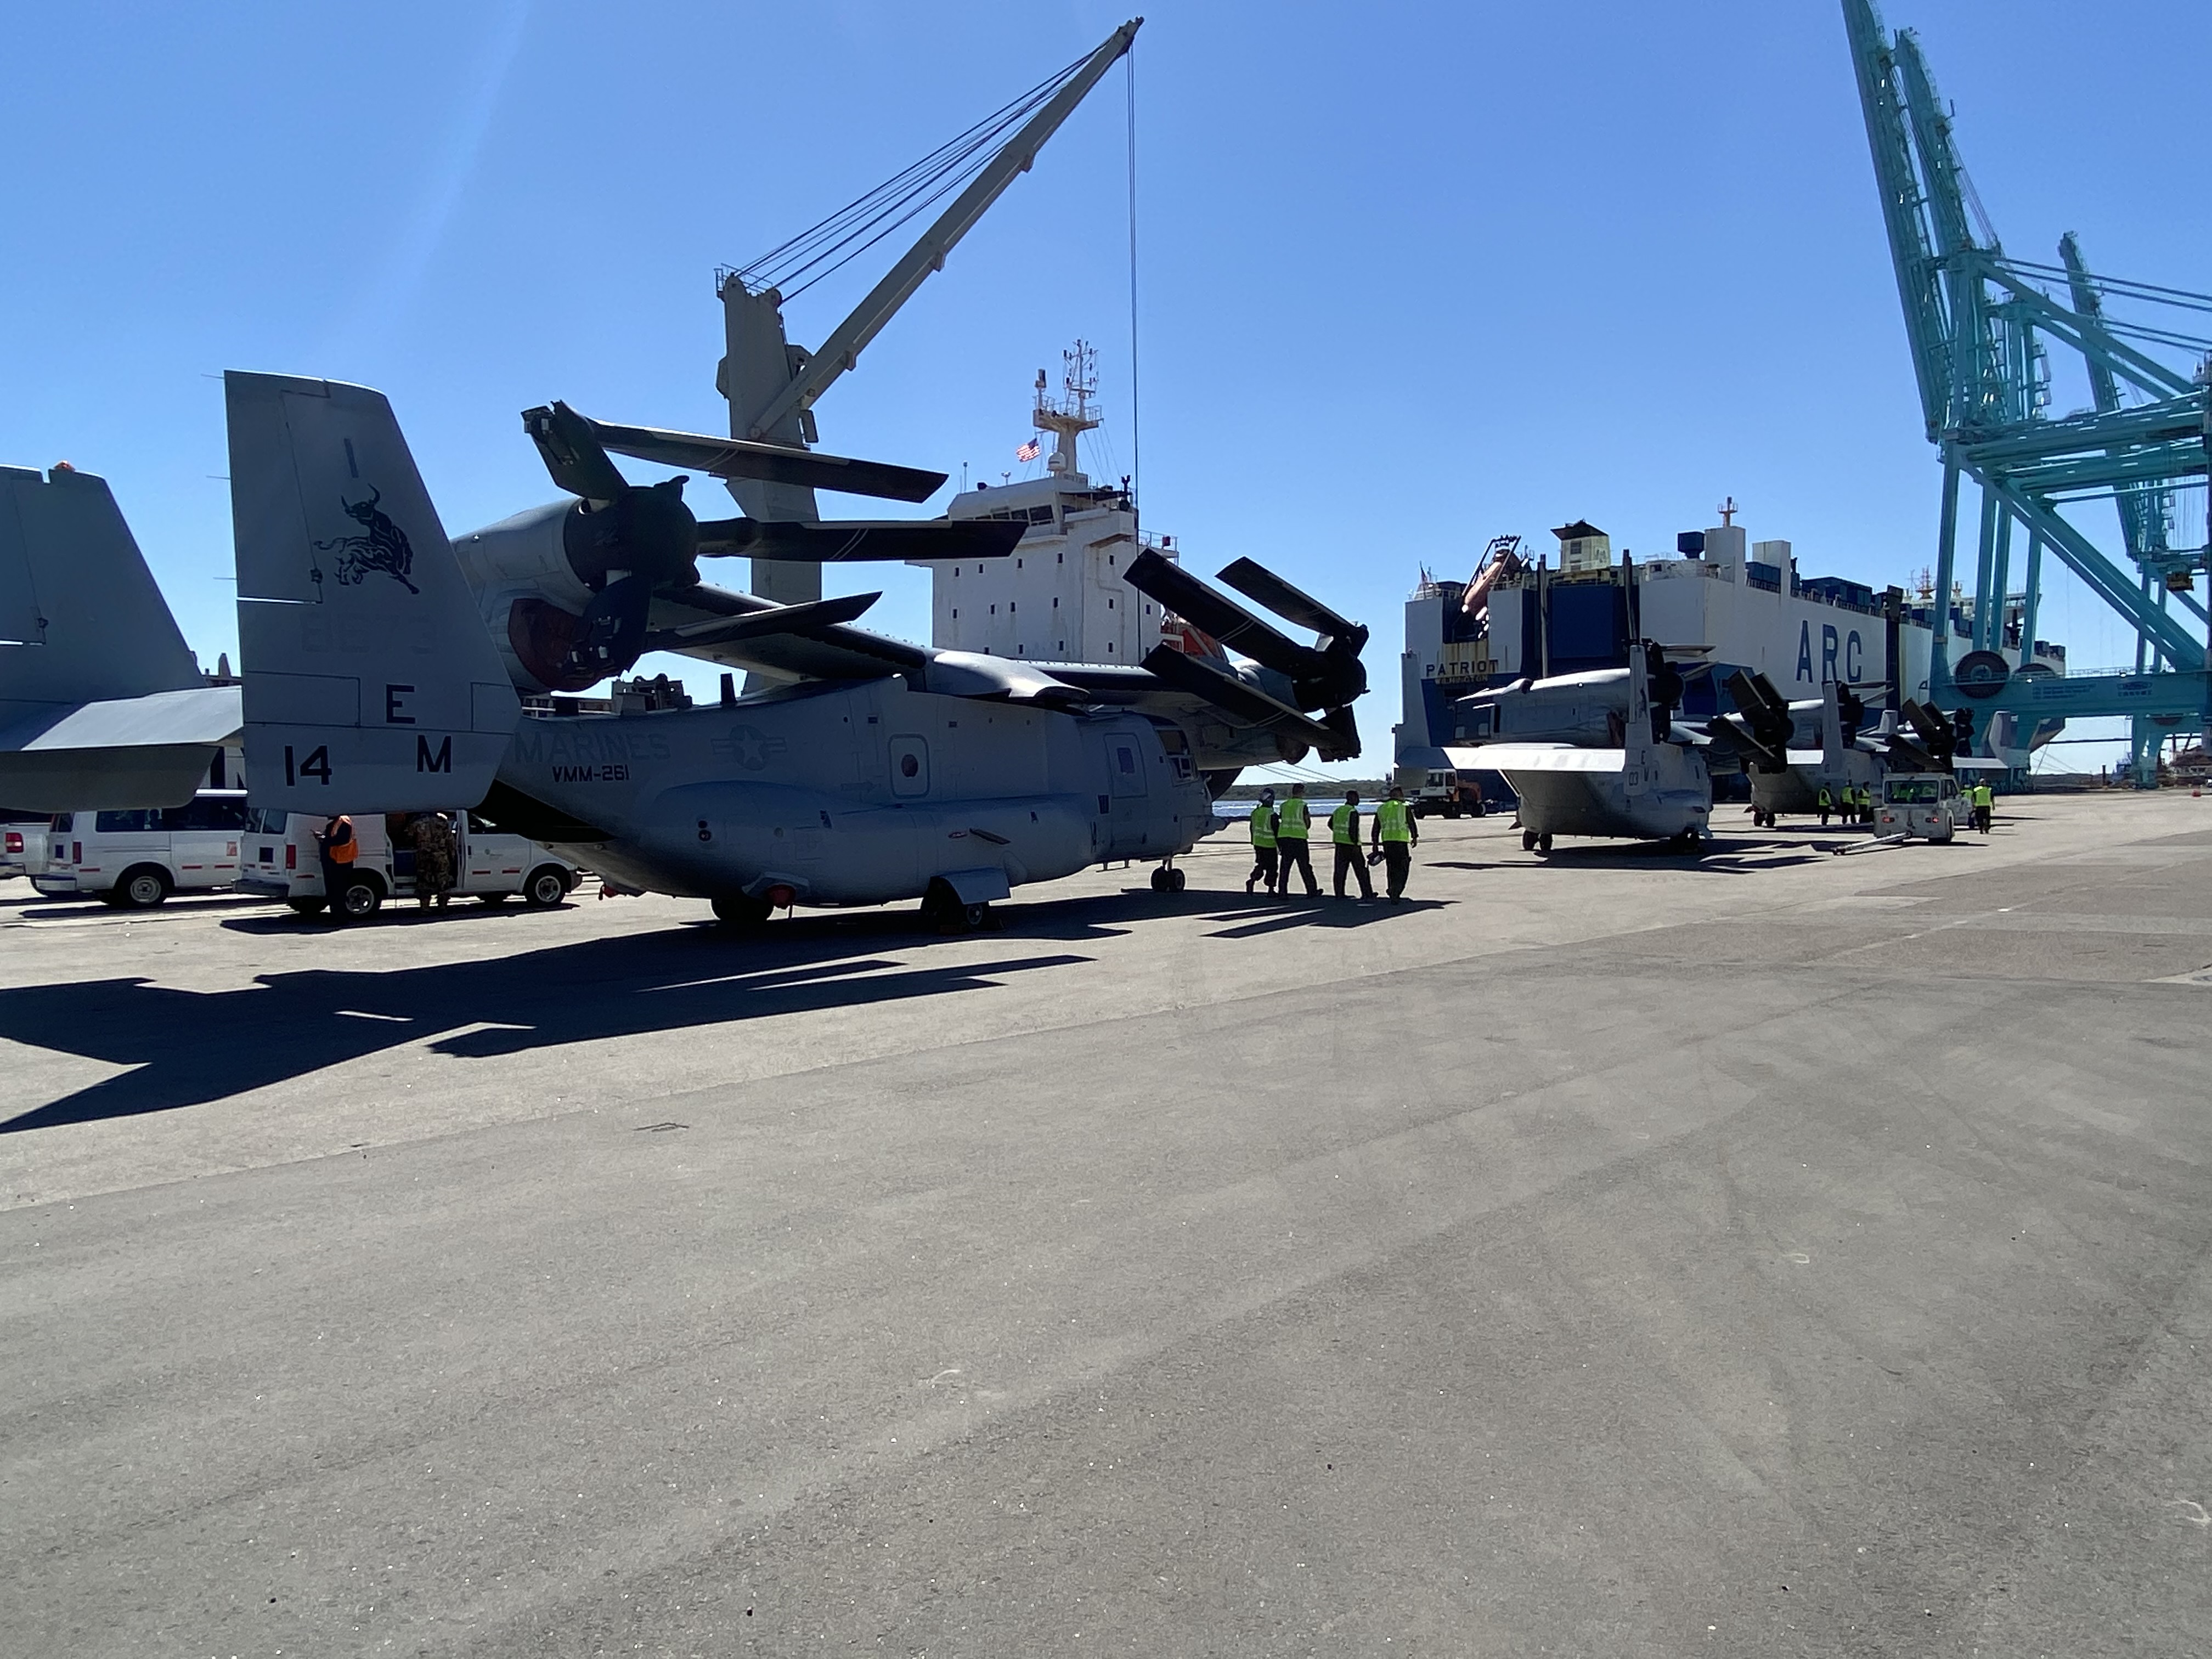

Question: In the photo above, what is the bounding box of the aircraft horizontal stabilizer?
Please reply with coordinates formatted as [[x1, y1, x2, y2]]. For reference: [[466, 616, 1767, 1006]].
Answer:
[[229, 372, 521, 814], [578, 413, 945, 503], [0, 685, 242, 809], [0, 463, 237, 808], [694, 517, 1024, 563]]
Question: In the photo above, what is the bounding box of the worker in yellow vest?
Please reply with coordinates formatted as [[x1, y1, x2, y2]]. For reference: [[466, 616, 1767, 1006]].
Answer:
[[1272, 782, 1319, 897], [1244, 788, 1278, 894], [1371, 785, 1419, 902], [1971, 780, 1994, 833], [1329, 789, 1375, 901], [1816, 785, 1832, 827]]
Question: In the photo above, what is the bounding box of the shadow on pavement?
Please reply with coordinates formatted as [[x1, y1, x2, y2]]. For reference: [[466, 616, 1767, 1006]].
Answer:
[[1, 876, 1449, 1133], [1522, 839, 1842, 873], [1203, 896, 1445, 939], [0, 909, 1104, 1133]]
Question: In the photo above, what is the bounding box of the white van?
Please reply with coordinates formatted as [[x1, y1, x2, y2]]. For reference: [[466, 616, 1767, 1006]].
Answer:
[[35, 791, 251, 906], [238, 810, 579, 919], [1877, 773, 1966, 843]]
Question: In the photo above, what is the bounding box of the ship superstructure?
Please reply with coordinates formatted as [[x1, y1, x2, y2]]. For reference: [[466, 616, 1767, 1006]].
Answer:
[[1398, 507, 2068, 773], [913, 342, 1176, 665]]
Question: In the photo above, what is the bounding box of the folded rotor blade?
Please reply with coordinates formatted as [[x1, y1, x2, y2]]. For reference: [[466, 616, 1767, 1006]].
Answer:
[[694, 517, 1024, 562], [1882, 735, 1938, 771], [1901, 699, 1949, 746], [647, 591, 881, 649], [523, 402, 631, 504], [1216, 557, 1368, 652], [1706, 716, 1786, 772], [1123, 550, 1327, 681], [1138, 645, 1338, 749], [580, 415, 945, 503], [1315, 703, 1361, 763]]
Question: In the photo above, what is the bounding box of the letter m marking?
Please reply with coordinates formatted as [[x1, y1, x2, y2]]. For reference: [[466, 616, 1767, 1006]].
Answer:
[[416, 734, 453, 774]]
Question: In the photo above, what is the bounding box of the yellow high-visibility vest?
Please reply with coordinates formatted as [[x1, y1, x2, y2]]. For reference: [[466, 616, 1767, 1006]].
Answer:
[[1249, 805, 1276, 848], [1376, 799, 1413, 843], [1276, 796, 1311, 838], [1329, 803, 1360, 844]]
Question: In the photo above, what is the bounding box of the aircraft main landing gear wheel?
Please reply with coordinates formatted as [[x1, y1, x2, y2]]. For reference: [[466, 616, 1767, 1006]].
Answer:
[[1537, 832, 1554, 853], [921, 879, 995, 935], [1522, 830, 1538, 852], [712, 893, 772, 929]]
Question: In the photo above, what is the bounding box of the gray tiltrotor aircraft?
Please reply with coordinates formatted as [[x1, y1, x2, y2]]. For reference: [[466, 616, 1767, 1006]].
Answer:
[[1445, 644, 1713, 850], [1707, 673, 1886, 825], [1, 462, 240, 809], [229, 372, 1368, 925]]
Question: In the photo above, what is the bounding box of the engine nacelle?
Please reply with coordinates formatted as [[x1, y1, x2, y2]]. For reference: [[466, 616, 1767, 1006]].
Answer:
[[452, 501, 599, 694]]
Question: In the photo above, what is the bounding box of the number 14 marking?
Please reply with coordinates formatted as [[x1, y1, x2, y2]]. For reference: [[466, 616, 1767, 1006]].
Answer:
[[283, 744, 331, 786]]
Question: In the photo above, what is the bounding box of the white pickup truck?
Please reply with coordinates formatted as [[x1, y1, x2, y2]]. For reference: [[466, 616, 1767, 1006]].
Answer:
[[238, 810, 579, 919], [2, 811, 50, 881]]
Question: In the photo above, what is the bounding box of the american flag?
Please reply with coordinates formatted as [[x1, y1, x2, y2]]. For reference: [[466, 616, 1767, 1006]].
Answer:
[[1015, 436, 1041, 462]]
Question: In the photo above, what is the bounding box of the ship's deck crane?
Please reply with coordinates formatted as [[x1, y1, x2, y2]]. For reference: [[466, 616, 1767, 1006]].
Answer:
[[713, 20, 1140, 610], [1843, 0, 2211, 782]]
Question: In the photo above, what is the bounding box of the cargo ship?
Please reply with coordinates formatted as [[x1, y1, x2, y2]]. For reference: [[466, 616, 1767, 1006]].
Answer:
[[1395, 507, 2067, 778]]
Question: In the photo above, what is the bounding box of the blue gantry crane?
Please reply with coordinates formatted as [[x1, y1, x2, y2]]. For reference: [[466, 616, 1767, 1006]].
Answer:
[[1843, 0, 2211, 783]]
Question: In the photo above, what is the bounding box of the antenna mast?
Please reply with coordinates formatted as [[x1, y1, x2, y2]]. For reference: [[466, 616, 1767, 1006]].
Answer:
[[1034, 340, 1102, 477]]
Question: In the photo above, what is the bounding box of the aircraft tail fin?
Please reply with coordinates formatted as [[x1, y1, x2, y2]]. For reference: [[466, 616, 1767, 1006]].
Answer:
[[0, 464, 238, 808], [1819, 682, 1846, 770], [1, 464, 201, 709], [228, 373, 520, 813]]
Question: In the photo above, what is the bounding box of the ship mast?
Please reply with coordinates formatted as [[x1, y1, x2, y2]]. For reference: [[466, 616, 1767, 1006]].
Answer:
[[1033, 340, 1102, 478]]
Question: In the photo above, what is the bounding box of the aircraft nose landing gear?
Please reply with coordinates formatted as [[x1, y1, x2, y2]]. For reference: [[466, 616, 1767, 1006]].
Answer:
[[1149, 860, 1187, 893]]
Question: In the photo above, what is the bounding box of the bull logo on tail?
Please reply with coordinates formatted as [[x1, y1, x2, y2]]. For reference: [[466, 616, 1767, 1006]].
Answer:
[[313, 486, 420, 594]]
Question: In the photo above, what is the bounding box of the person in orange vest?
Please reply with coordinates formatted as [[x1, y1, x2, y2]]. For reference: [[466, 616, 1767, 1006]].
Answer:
[[314, 812, 358, 922]]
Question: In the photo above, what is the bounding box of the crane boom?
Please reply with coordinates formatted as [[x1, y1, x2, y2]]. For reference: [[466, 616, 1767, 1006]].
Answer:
[[741, 18, 1141, 442], [1841, 0, 1949, 439], [1841, 0, 2210, 697]]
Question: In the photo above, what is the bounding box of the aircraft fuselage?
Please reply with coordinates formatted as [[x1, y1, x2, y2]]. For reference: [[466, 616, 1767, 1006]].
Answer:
[[501, 676, 1212, 906]]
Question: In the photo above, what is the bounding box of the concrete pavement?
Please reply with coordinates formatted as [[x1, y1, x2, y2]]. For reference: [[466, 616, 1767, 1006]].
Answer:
[[2, 794, 2209, 1655]]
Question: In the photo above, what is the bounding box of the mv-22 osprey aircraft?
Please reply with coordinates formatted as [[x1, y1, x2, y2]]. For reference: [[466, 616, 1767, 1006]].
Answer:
[[229, 371, 1369, 926]]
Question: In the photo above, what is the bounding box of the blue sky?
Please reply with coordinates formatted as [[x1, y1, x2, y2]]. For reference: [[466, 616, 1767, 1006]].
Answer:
[[5, 0, 2206, 774]]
